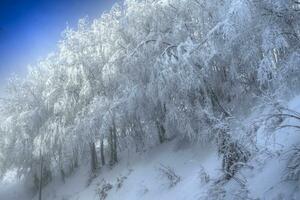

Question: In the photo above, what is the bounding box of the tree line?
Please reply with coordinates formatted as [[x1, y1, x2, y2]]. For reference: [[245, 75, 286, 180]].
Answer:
[[0, 0, 299, 194]]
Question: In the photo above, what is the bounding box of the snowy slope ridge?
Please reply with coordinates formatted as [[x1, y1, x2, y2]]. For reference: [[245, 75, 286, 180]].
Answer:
[[40, 95, 300, 200], [2, 95, 299, 200]]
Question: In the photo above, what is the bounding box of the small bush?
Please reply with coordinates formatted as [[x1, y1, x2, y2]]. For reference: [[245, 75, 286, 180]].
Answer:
[[116, 175, 127, 190], [285, 146, 300, 182], [158, 164, 181, 188], [86, 171, 98, 187], [96, 179, 113, 200], [198, 166, 210, 184], [268, 108, 300, 183], [217, 131, 251, 180], [205, 181, 226, 200]]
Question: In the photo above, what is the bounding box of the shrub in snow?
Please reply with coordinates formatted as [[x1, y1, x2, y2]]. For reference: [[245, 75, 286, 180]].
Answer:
[[86, 171, 98, 187], [216, 129, 251, 180], [267, 108, 300, 183], [283, 111, 300, 183], [158, 164, 181, 188], [270, 108, 300, 130], [205, 178, 252, 199], [205, 181, 226, 200], [198, 166, 210, 184], [96, 179, 113, 200], [231, 185, 252, 200], [116, 175, 127, 190], [285, 146, 300, 182]]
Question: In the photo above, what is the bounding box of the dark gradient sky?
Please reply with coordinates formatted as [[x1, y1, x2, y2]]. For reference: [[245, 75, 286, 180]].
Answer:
[[0, 0, 119, 94]]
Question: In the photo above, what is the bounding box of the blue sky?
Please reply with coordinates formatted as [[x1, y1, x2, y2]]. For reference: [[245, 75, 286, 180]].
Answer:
[[0, 0, 118, 94]]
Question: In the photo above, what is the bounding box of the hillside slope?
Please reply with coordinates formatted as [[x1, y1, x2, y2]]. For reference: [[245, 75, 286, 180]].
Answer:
[[1, 95, 299, 200]]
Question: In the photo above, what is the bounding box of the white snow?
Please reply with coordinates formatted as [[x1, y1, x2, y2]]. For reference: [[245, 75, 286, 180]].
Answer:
[[1, 95, 300, 200], [0, 170, 33, 200]]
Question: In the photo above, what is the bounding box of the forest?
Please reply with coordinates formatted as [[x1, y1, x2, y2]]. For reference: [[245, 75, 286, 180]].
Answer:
[[0, 0, 300, 199]]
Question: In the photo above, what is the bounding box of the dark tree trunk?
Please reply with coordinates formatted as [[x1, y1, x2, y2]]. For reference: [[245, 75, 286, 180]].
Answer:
[[38, 151, 43, 200], [209, 87, 230, 117], [60, 169, 65, 183], [134, 119, 145, 152], [156, 101, 167, 144], [100, 138, 105, 166], [109, 128, 114, 166], [113, 127, 118, 163], [73, 147, 79, 168], [156, 120, 166, 144], [109, 123, 118, 166], [90, 142, 98, 172], [58, 146, 66, 183]]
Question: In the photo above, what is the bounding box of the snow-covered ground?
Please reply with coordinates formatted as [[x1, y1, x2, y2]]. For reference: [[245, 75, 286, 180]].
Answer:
[[0, 171, 33, 200], [1, 95, 300, 200]]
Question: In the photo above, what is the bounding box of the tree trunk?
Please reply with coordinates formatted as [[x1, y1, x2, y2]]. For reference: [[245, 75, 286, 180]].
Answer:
[[38, 151, 43, 200], [156, 120, 166, 144], [100, 138, 105, 166], [113, 127, 118, 163], [58, 146, 65, 183], [156, 102, 167, 144], [72, 147, 79, 169], [90, 142, 98, 172], [60, 168, 65, 183], [109, 128, 114, 166], [209, 87, 230, 117], [109, 124, 118, 166]]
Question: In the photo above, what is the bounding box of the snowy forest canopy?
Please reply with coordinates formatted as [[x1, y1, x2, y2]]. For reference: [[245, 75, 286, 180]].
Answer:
[[0, 0, 299, 190]]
